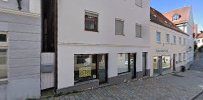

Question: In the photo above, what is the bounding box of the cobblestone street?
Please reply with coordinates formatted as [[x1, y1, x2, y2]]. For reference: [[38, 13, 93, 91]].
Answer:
[[42, 53, 203, 100]]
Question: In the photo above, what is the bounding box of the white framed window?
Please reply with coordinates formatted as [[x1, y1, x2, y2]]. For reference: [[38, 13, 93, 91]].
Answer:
[[179, 53, 182, 62], [166, 34, 170, 43], [179, 37, 182, 45], [0, 49, 7, 79], [173, 36, 176, 44], [183, 38, 186, 45], [183, 53, 186, 61], [135, 0, 142, 7], [156, 32, 161, 43], [136, 23, 142, 38], [115, 18, 124, 36], [0, 32, 7, 80]]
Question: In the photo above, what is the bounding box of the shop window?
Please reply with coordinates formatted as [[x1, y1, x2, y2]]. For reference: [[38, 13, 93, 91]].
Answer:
[[118, 53, 131, 74], [74, 54, 97, 83], [85, 11, 98, 32], [136, 23, 142, 38], [0, 49, 7, 79], [115, 19, 124, 36], [162, 56, 170, 69]]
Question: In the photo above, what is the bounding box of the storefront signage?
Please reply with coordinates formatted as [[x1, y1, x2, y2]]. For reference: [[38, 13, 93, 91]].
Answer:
[[79, 67, 92, 78], [156, 49, 168, 53]]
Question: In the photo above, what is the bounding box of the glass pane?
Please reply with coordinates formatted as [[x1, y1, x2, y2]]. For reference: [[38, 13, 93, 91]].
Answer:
[[98, 55, 106, 83], [74, 54, 96, 83], [0, 34, 7, 42], [0, 49, 7, 79], [162, 56, 170, 69], [118, 53, 129, 74]]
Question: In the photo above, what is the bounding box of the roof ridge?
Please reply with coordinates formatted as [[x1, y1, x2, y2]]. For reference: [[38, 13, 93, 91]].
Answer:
[[164, 6, 192, 14]]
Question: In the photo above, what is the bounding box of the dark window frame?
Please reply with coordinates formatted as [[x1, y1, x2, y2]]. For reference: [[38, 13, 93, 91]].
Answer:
[[85, 11, 99, 32]]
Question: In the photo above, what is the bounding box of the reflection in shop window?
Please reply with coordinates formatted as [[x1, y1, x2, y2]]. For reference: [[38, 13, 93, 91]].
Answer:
[[74, 54, 97, 83], [118, 53, 130, 74], [162, 56, 170, 69]]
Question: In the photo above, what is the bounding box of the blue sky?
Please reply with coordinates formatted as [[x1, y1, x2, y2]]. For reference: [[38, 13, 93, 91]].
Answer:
[[151, 0, 203, 32]]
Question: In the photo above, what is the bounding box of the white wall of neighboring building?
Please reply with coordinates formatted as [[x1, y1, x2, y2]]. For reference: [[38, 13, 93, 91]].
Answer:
[[196, 38, 203, 48], [150, 22, 190, 74], [57, 0, 151, 89], [0, 0, 41, 99]]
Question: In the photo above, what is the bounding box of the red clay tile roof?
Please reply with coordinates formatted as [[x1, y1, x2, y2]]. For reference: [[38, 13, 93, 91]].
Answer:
[[163, 7, 191, 25], [196, 33, 203, 39], [150, 7, 188, 36]]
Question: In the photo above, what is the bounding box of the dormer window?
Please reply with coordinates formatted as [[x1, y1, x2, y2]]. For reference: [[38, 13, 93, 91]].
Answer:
[[172, 14, 181, 21]]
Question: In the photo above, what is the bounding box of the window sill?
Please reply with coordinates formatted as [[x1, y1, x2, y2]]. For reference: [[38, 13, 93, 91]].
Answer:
[[0, 79, 8, 85], [118, 71, 131, 76], [74, 79, 99, 85], [85, 30, 99, 33]]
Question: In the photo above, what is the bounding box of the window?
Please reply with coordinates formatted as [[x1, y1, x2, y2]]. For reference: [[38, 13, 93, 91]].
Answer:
[[74, 54, 97, 83], [85, 11, 98, 32], [115, 19, 124, 35], [179, 53, 182, 62], [183, 38, 186, 45], [0, 49, 7, 79], [135, 0, 142, 7], [156, 32, 161, 43], [136, 24, 142, 38], [0, 34, 7, 42], [172, 14, 181, 21], [179, 37, 182, 45], [166, 34, 170, 43], [173, 36, 176, 44], [183, 53, 186, 61], [118, 53, 131, 74]]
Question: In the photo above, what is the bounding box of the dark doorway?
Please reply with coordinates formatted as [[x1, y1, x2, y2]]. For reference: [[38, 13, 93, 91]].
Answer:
[[157, 56, 163, 75], [41, 0, 58, 92], [173, 54, 176, 71], [142, 52, 148, 76], [97, 54, 108, 84], [130, 53, 137, 78], [41, 0, 57, 52]]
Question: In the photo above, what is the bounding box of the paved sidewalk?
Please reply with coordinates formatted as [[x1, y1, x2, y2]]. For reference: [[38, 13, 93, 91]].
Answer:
[[42, 70, 203, 100]]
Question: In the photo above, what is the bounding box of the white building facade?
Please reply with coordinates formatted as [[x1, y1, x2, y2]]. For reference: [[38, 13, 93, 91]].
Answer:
[[51, 0, 151, 93], [0, 0, 41, 99], [164, 7, 194, 67], [150, 8, 191, 76]]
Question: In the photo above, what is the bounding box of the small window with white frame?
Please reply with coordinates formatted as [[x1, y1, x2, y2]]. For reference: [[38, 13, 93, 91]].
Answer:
[[179, 37, 182, 45], [136, 23, 142, 38], [156, 32, 161, 43], [173, 35, 176, 44], [0, 32, 7, 80], [115, 18, 124, 36], [166, 34, 170, 43]]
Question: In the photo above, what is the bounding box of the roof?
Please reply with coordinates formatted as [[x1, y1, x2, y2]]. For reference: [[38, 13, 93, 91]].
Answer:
[[150, 7, 188, 36], [195, 33, 203, 39], [163, 7, 191, 25]]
